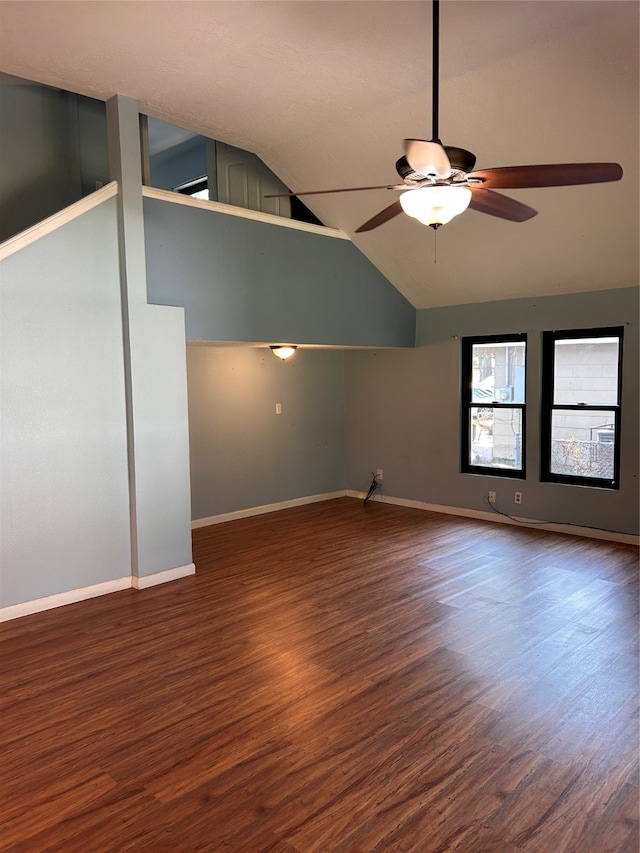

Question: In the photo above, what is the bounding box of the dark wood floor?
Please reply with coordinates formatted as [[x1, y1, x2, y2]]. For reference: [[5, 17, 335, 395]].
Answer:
[[1, 497, 638, 852]]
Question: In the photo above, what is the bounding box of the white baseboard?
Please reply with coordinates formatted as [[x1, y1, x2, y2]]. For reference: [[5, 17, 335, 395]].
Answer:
[[191, 491, 346, 529], [0, 575, 131, 622], [1, 561, 197, 621], [132, 562, 196, 589], [4, 492, 633, 623], [194, 489, 638, 544], [345, 490, 640, 546]]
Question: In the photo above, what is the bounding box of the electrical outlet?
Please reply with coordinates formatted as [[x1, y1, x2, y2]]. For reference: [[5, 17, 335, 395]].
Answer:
[[514, 491, 522, 505], [376, 468, 383, 481], [275, 403, 282, 415], [488, 491, 496, 504]]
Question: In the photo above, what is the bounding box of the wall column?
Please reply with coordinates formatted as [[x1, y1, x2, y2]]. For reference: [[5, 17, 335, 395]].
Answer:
[[107, 95, 194, 583]]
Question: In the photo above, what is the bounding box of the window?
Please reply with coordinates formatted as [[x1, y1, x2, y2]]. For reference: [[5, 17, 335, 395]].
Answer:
[[175, 176, 209, 200], [461, 334, 527, 477], [541, 327, 623, 489]]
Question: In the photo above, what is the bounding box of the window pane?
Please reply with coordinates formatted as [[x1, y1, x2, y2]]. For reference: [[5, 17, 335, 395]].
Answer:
[[550, 410, 616, 479], [553, 337, 619, 406], [470, 407, 523, 470], [471, 341, 525, 404]]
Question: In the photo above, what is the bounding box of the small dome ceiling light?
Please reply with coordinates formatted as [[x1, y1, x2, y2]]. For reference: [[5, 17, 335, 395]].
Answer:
[[270, 345, 297, 360]]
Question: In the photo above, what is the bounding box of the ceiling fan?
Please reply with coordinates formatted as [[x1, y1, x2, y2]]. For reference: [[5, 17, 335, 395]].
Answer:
[[266, 0, 623, 232]]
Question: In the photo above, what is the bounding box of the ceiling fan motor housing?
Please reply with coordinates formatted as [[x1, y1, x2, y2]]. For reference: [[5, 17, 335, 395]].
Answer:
[[396, 146, 477, 182]]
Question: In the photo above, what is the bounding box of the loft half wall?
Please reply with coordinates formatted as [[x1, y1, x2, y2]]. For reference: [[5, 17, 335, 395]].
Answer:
[[143, 188, 416, 348]]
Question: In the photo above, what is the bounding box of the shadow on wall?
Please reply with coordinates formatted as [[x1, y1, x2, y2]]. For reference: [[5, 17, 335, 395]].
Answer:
[[0, 80, 109, 243]]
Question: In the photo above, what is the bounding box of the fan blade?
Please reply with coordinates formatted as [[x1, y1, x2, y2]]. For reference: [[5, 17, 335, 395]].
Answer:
[[355, 201, 403, 233], [404, 139, 451, 179], [468, 163, 623, 189], [264, 184, 403, 199], [469, 188, 537, 222]]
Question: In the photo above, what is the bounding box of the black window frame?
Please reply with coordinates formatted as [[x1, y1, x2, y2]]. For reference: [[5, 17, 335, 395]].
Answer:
[[461, 333, 527, 479], [541, 326, 623, 489], [175, 176, 209, 197]]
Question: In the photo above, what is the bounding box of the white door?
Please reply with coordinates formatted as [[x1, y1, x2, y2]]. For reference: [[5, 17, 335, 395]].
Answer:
[[215, 143, 291, 218]]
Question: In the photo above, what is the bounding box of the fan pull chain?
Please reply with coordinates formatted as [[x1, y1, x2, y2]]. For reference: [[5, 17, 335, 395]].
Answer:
[[434, 227, 437, 264]]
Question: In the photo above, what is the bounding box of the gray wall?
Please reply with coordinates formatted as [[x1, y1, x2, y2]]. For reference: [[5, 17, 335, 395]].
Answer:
[[0, 81, 109, 242], [75, 94, 110, 196], [187, 345, 345, 520], [149, 137, 208, 192], [0, 199, 131, 607], [1, 78, 635, 619], [345, 287, 639, 536], [143, 197, 415, 348]]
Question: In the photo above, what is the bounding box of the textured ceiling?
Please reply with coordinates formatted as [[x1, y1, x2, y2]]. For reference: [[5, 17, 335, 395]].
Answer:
[[0, 1, 637, 308]]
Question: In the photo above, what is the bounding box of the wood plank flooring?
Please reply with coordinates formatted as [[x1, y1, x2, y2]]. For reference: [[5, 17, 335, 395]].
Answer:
[[1, 497, 638, 852]]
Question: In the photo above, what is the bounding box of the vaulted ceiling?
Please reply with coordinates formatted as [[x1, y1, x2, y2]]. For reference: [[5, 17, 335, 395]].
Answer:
[[1, 1, 637, 308]]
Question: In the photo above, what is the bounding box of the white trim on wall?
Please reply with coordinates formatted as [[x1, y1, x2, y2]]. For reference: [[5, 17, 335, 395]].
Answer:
[[3, 493, 634, 623], [345, 491, 640, 546], [0, 576, 131, 622], [0, 562, 196, 622], [191, 491, 347, 528], [193, 488, 638, 545], [132, 563, 195, 589], [0, 181, 119, 260], [142, 185, 349, 240]]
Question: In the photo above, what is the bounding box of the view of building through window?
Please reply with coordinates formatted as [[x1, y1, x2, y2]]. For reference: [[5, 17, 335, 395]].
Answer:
[[463, 329, 623, 488], [547, 335, 621, 482], [469, 339, 526, 472]]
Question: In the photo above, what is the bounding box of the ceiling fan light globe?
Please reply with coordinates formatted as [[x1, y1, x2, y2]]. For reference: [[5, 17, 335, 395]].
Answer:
[[399, 186, 472, 226]]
